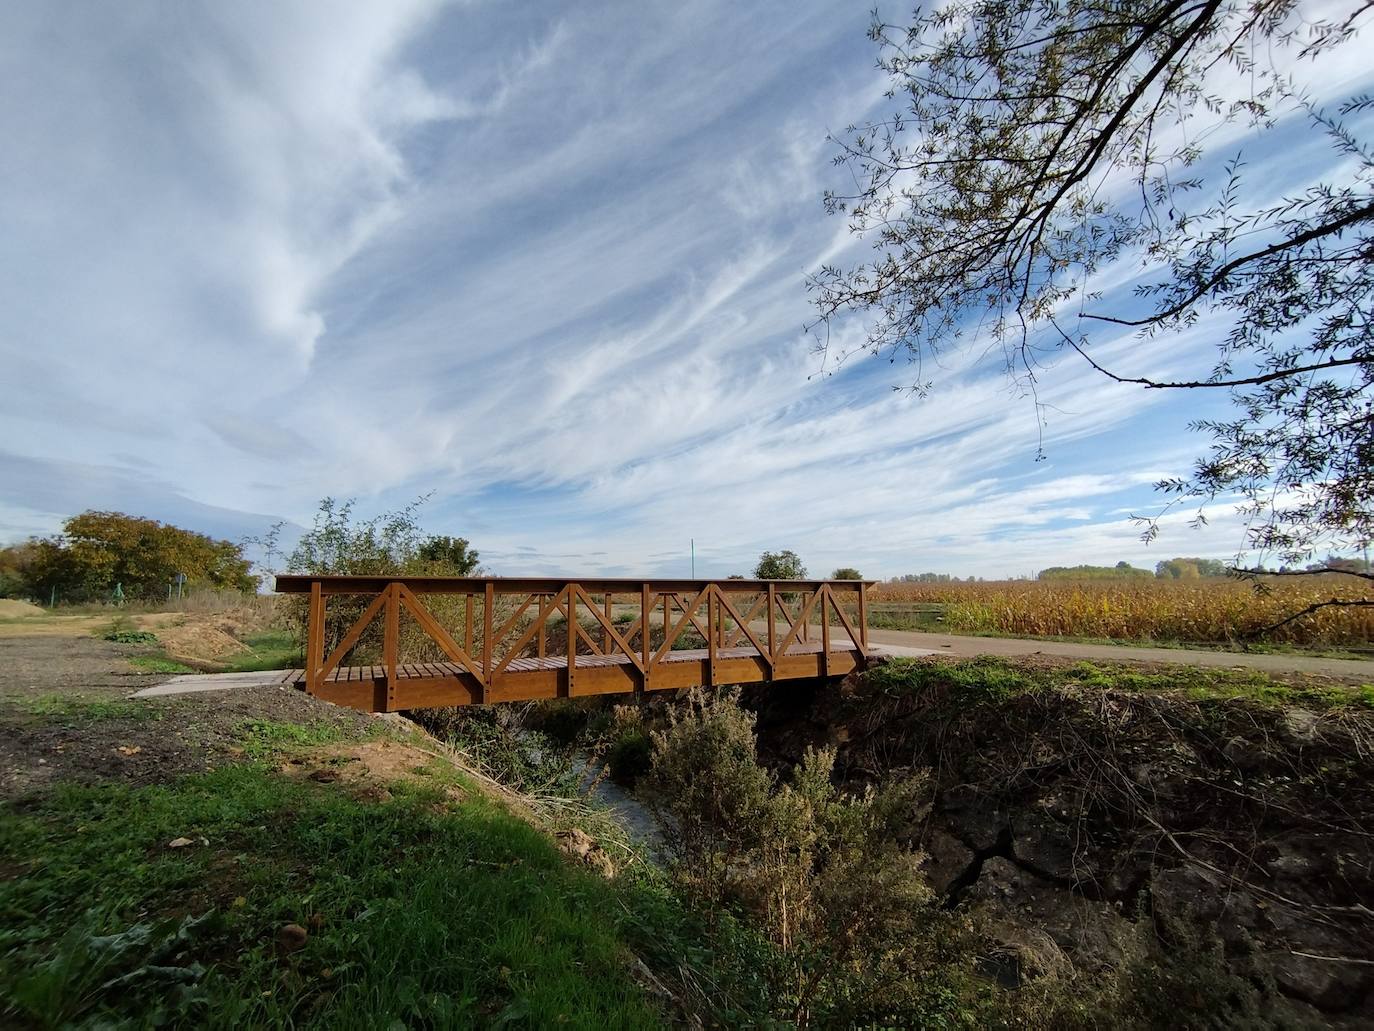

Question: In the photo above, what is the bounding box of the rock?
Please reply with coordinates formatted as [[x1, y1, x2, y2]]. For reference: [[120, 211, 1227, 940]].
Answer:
[[1265, 949, 1374, 1013], [1150, 864, 1263, 949], [1221, 735, 1265, 770], [1011, 809, 1100, 889], [971, 858, 1138, 971], [921, 829, 975, 896], [940, 785, 1010, 852], [278, 923, 308, 952], [1281, 708, 1320, 746]]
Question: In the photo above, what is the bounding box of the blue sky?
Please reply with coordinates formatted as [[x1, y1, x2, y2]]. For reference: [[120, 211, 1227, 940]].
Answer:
[[3, 2, 1371, 580]]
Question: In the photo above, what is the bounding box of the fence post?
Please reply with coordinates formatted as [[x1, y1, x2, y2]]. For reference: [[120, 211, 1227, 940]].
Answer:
[[821, 585, 831, 676], [858, 582, 869, 655], [767, 583, 776, 672], [640, 583, 651, 691], [384, 583, 399, 707], [482, 581, 494, 701], [306, 580, 324, 696], [567, 587, 577, 695], [706, 587, 716, 685]]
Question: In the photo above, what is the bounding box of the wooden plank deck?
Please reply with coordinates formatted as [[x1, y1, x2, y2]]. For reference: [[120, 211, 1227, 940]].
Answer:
[[278, 639, 860, 712]]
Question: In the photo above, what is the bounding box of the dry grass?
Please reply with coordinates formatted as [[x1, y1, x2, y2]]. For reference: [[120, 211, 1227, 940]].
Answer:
[[870, 576, 1373, 647]]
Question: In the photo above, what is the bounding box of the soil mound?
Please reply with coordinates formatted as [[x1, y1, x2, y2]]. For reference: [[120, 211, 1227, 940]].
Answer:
[[0, 599, 44, 618]]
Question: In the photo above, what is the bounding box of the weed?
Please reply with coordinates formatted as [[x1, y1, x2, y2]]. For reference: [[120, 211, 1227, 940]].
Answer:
[[127, 656, 198, 674], [103, 629, 159, 645], [234, 718, 352, 759]]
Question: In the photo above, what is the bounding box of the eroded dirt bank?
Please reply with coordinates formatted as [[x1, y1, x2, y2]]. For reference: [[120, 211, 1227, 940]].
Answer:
[[745, 658, 1374, 1025]]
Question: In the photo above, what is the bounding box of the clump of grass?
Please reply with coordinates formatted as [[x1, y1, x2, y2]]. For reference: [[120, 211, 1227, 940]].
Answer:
[[234, 718, 353, 760], [127, 656, 198, 675], [103, 628, 159, 645], [218, 630, 301, 673]]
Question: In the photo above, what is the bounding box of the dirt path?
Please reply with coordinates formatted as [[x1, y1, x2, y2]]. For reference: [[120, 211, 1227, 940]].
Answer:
[[866, 626, 1374, 680], [0, 635, 377, 798]]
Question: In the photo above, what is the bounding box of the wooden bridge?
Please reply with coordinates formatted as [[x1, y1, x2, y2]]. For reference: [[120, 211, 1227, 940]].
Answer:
[[274, 576, 872, 712]]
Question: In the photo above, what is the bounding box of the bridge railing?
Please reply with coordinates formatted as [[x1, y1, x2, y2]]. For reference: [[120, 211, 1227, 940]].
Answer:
[[273, 575, 871, 700]]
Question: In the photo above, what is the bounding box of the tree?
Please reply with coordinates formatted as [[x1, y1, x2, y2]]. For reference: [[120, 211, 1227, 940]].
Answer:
[[22, 511, 257, 601], [416, 535, 481, 575], [830, 566, 863, 580], [816, 1, 1372, 616], [753, 550, 808, 579], [254, 497, 486, 664], [1156, 556, 1229, 579], [0, 540, 37, 599]]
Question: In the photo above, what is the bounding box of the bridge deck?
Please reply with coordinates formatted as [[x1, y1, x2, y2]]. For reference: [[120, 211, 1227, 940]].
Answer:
[[279, 639, 859, 712]]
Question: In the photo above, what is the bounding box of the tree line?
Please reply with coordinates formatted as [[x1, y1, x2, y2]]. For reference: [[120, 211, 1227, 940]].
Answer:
[[0, 511, 258, 603]]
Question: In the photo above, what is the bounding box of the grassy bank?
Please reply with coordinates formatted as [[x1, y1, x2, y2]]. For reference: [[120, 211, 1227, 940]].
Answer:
[[1, 754, 669, 1027]]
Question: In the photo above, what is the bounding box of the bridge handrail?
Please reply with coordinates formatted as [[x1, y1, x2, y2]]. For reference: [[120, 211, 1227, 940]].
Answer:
[[274, 575, 869, 594]]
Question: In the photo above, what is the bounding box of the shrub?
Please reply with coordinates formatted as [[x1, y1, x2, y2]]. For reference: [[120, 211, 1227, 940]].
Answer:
[[643, 690, 936, 1024]]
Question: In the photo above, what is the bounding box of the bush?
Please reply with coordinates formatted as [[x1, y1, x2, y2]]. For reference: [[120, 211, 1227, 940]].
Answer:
[[643, 690, 937, 1024], [606, 728, 654, 786]]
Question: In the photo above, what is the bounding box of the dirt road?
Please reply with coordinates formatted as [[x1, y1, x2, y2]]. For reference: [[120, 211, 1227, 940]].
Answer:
[[866, 626, 1374, 680]]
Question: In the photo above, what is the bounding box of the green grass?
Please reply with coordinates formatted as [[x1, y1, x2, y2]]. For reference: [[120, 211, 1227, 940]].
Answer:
[[867, 655, 1374, 709], [219, 630, 302, 673], [234, 718, 357, 760], [127, 655, 198, 674], [0, 763, 674, 1029]]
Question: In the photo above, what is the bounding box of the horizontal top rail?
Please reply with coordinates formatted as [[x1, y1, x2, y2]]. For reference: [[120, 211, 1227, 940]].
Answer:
[[274, 575, 874, 595]]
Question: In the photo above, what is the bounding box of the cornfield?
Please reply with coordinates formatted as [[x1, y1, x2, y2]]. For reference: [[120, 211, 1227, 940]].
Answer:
[[869, 577, 1373, 647]]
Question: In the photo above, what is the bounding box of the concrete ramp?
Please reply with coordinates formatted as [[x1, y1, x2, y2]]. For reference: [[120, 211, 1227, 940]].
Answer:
[[132, 670, 293, 698]]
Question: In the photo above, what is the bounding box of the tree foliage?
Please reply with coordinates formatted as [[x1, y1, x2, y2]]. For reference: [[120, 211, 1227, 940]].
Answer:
[[1156, 556, 1229, 578], [16, 511, 257, 601], [1039, 561, 1153, 580], [256, 497, 484, 663], [829, 566, 864, 580], [817, 0, 1373, 574], [753, 550, 809, 579]]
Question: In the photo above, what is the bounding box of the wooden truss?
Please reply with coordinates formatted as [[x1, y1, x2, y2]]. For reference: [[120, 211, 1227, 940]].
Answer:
[[274, 575, 872, 713]]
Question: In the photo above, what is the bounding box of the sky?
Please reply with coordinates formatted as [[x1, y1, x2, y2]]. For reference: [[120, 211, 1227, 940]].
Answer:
[[3, 2, 1371, 581]]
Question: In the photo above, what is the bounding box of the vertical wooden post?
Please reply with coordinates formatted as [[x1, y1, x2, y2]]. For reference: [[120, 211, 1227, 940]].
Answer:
[[306, 580, 324, 695], [706, 587, 716, 685], [663, 594, 669, 643], [801, 590, 809, 642], [482, 581, 494, 700], [566, 588, 577, 695], [766, 583, 776, 672], [858, 582, 869, 655], [464, 594, 474, 654], [537, 594, 546, 660], [820, 585, 831, 677], [603, 592, 612, 654], [384, 583, 399, 707], [640, 583, 651, 690]]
